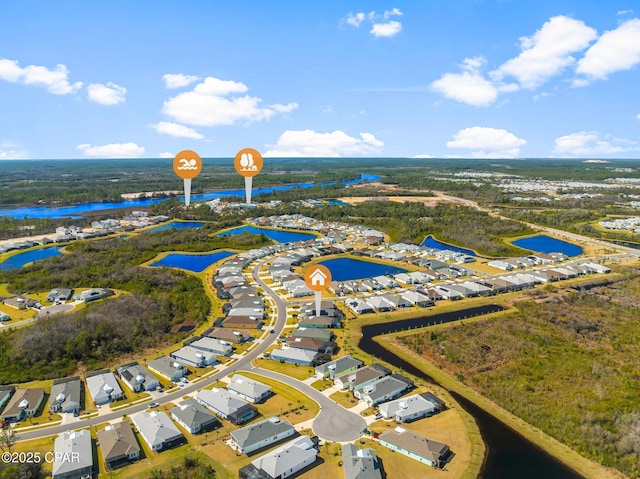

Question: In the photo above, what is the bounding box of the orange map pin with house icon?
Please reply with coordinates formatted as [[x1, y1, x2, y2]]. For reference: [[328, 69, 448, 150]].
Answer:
[[173, 150, 202, 207], [304, 264, 332, 317], [234, 148, 263, 204]]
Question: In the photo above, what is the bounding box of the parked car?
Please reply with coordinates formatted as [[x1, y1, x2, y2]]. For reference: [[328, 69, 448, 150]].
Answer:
[[149, 402, 160, 408], [374, 413, 383, 420]]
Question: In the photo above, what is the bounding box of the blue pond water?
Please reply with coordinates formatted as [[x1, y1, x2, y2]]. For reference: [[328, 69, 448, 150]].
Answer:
[[327, 199, 348, 206], [218, 226, 316, 243], [318, 257, 408, 281], [421, 235, 476, 256], [144, 221, 203, 233], [0, 173, 381, 219], [150, 250, 235, 273], [512, 235, 583, 257], [0, 246, 62, 270]]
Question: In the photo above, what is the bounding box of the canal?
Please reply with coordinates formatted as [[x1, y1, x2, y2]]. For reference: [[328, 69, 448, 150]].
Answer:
[[359, 305, 584, 479]]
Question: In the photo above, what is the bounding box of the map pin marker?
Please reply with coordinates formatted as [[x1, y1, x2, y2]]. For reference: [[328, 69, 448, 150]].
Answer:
[[234, 148, 263, 204], [173, 150, 202, 207], [304, 264, 332, 317]]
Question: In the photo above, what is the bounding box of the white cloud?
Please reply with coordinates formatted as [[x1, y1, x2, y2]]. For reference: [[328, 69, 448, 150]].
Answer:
[[430, 57, 498, 106], [87, 82, 126, 105], [636, 113, 640, 120], [77, 142, 145, 158], [553, 131, 638, 157], [264, 129, 384, 157], [384, 8, 403, 19], [491, 16, 597, 89], [0, 148, 27, 159], [150, 121, 204, 140], [0, 58, 82, 94], [162, 76, 297, 127], [159, 152, 174, 158], [370, 21, 402, 38], [617, 10, 634, 16], [345, 12, 365, 27], [575, 19, 640, 81], [162, 73, 201, 89], [446, 126, 526, 158], [343, 9, 403, 37]]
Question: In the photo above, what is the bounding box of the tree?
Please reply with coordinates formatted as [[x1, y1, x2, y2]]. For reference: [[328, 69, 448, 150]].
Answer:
[[0, 426, 18, 453]]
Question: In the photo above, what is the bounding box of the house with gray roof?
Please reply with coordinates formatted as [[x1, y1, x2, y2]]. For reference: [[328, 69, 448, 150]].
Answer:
[[400, 290, 433, 307], [97, 421, 141, 470], [171, 398, 221, 434], [228, 374, 272, 403], [46, 288, 74, 303], [342, 443, 383, 479], [188, 336, 233, 356], [315, 355, 363, 379], [49, 376, 82, 414], [52, 429, 94, 479], [205, 328, 251, 343], [116, 362, 160, 393], [1, 387, 45, 423], [147, 356, 188, 382], [366, 295, 394, 312], [271, 347, 320, 366], [354, 375, 413, 406], [290, 328, 333, 342], [85, 370, 123, 406], [196, 388, 257, 425], [230, 417, 296, 454], [298, 315, 341, 329], [379, 427, 450, 468], [240, 436, 317, 479], [379, 393, 442, 423], [335, 365, 389, 391], [131, 410, 186, 451], [171, 345, 217, 368], [381, 293, 412, 308]]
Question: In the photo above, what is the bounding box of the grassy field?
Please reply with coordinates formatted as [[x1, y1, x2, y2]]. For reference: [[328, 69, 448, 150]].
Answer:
[[252, 356, 316, 381], [387, 275, 640, 479]]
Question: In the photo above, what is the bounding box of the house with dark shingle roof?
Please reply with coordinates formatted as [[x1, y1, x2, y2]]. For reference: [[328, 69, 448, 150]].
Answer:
[[230, 417, 296, 454], [49, 376, 82, 414], [97, 421, 141, 470], [116, 362, 160, 393], [171, 398, 221, 434], [379, 427, 450, 468]]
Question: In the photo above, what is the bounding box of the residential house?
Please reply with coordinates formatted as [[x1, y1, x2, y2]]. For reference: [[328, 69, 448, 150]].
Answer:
[[171, 345, 217, 368], [379, 392, 445, 423], [85, 370, 123, 406], [271, 347, 320, 366], [354, 375, 413, 406], [230, 417, 296, 454], [1, 388, 45, 423], [205, 328, 250, 343], [0, 312, 9, 322], [239, 436, 317, 479], [0, 386, 15, 413], [46, 288, 74, 303], [196, 388, 257, 425], [131, 410, 186, 451], [366, 295, 395, 312], [290, 328, 333, 342], [49, 377, 82, 414], [171, 398, 221, 434], [116, 362, 160, 393], [74, 288, 113, 303], [379, 427, 450, 468], [97, 421, 141, 470], [287, 337, 336, 354], [400, 290, 433, 307], [222, 315, 264, 329], [298, 315, 341, 329], [344, 298, 375, 315], [315, 355, 363, 379], [342, 443, 383, 479], [187, 336, 234, 356], [381, 293, 412, 308], [51, 429, 94, 479], [335, 365, 390, 391], [228, 374, 272, 403], [147, 356, 188, 382]]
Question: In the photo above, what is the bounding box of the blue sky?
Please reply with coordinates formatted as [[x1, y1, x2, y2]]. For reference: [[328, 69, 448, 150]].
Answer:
[[1, 0, 640, 159]]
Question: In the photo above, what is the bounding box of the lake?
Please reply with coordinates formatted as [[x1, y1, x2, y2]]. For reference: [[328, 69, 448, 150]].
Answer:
[[318, 257, 408, 281], [421, 235, 476, 256], [218, 225, 316, 243], [512, 235, 583, 257], [143, 221, 203, 233], [0, 246, 62, 270], [150, 250, 235, 273], [0, 173, 381, 219]]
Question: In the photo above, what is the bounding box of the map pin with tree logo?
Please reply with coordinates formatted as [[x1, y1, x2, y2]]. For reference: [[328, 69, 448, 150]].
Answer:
[[234, 148, 263, 204], [173, 150, 202, 207]]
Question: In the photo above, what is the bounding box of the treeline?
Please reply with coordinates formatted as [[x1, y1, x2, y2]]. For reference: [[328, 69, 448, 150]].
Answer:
[[401, 271, 640, 477], [0, 227, 271, 383]]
